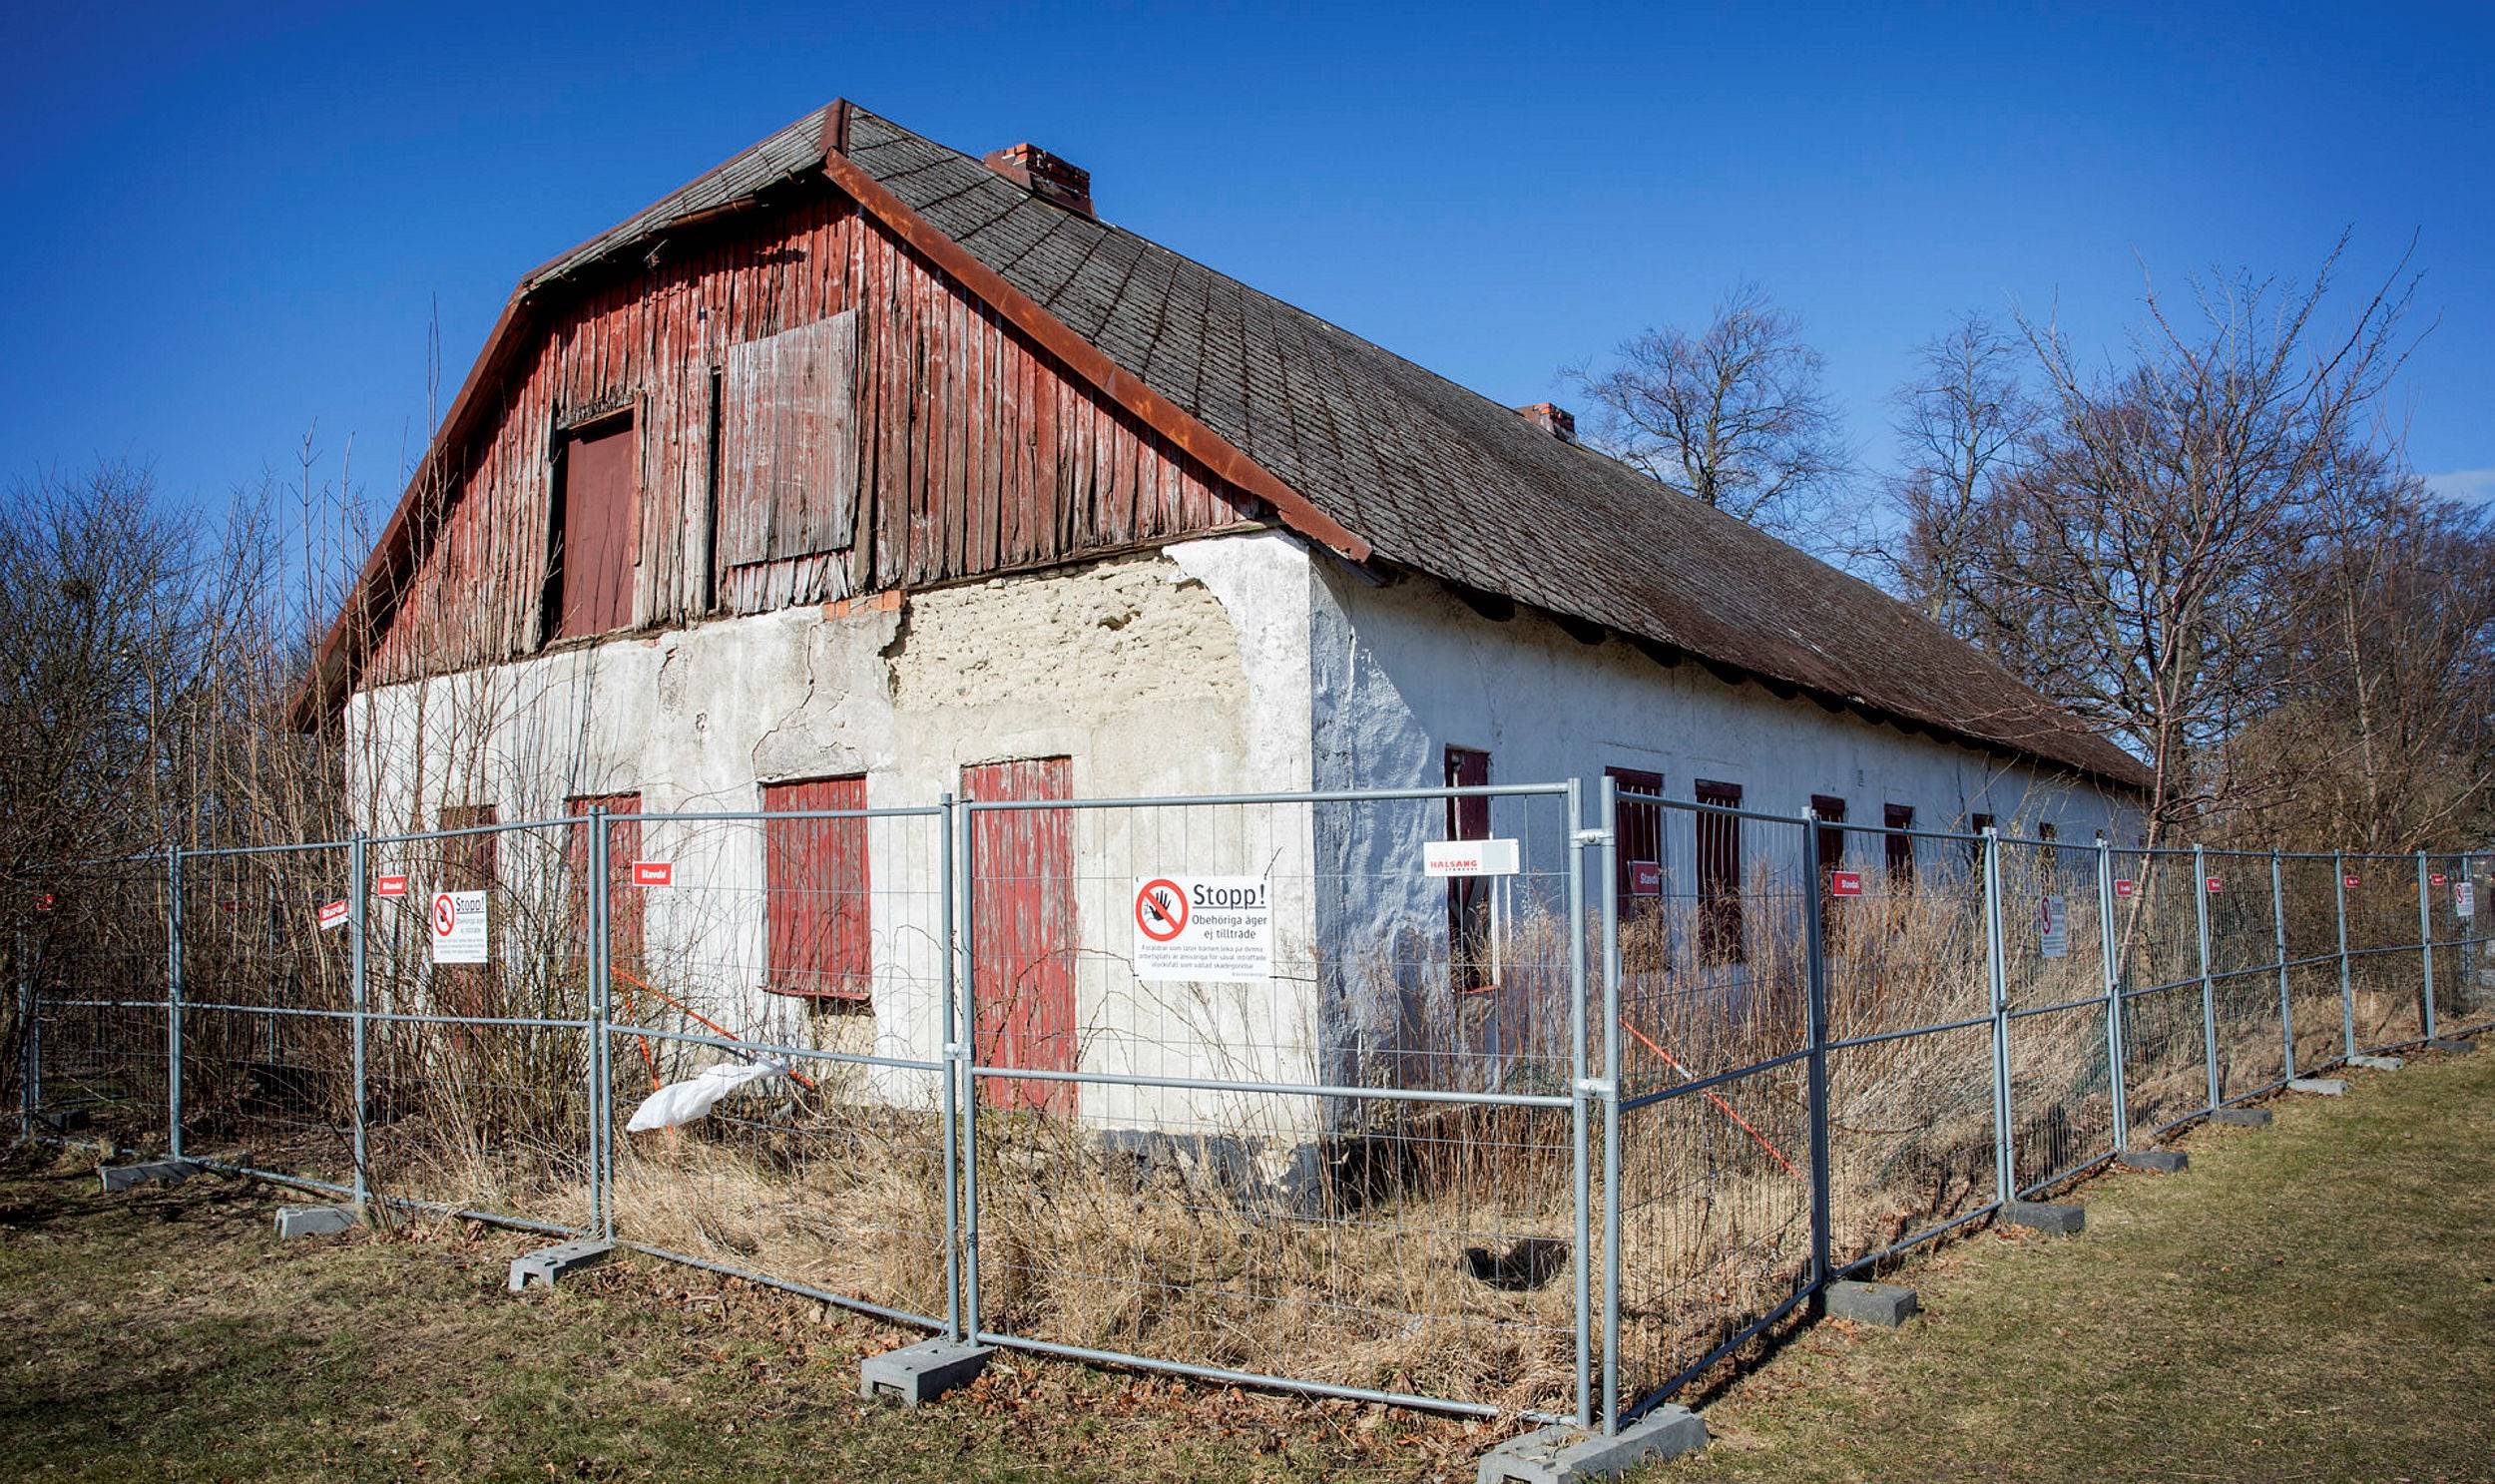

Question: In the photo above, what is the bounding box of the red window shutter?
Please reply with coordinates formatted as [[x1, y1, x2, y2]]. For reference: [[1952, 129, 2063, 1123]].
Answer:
[[565, 792, 643, 983], [1607, 766, 1664, 905], [761, 776, 873, 1001], [1695, 779, 1746, 965], [1884, 803, 1916, 882]]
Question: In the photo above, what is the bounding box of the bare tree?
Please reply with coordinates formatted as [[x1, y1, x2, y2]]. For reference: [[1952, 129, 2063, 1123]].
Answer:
[[1937, 237, 2419, 841], [1566, 283, 1848, 544], [1883, 313, 2036, 627]]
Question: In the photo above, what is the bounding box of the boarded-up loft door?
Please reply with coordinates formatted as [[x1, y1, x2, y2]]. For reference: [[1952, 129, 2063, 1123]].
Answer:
[[549, 415, 640, 642], [965, 757, 1076, 1114]]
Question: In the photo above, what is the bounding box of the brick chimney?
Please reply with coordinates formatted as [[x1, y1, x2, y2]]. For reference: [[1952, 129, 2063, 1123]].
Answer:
[[1516, 402, 1576, 442], [982, 143, 1094, 218]]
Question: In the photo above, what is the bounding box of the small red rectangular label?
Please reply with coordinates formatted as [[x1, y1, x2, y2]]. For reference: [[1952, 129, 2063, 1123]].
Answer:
[[2114, 879, 2136, 898], [2206, 876, 2224, 894], [375, 875, 409, 898], [2430, 872, 2447, 886], [317, 898, 349, 930], [2344, 874, 2361, 889], [632, 861, 674, 887], [1829, 870, 1864, 898], [1628, 860, 1661, 897]]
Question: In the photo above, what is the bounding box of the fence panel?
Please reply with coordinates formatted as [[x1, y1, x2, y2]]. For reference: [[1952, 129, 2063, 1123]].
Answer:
[[359, 819, 596, 1233], [26, 858, 170, 1153], [175, 842, 358, 1191], [1614, 796, 1812, 1419], [2342, 855, 2426, 1049], [1818, 820, 1992, 1277], [2277, 855, 2349, 1074], [2203, 848, 2286, 1102], [598, 807, 956, 1329], [2442, 853, 2493, 1030], [1999, 835, 2115, 1195], [2110, 848, 2210, 1141], [964, 787, 1583, 1419]]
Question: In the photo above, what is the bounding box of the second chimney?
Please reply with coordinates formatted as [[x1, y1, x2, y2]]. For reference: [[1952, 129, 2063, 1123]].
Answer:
[[1516, 402, 1576, 442], [983, 143, 1094, 218]]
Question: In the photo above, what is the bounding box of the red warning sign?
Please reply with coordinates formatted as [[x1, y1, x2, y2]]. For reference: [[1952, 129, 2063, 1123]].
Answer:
[[33, 892, 54, 912], [1135, 878, 1188, 942], [317, 899, 349, 932], [1628, 860, 1662, 897], [2206, 876, 2224, 894], [433, 893, 457, 937], [2114, 878, 2136, 899], [2344, 874, 2361, 889], [632, 861, 674, 887], [2430, 872, 2448, 886], [1828, 870, 1864, 898], [375, 874, 409, 898]]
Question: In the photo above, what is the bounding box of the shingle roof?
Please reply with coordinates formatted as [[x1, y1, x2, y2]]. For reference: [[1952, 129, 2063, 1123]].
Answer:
[[835, 106, 2148, 789], [299, 99, 2148, 792]]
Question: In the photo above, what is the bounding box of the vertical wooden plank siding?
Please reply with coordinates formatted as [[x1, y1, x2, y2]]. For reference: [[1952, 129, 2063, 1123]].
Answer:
[[365, 198, 1250, 688], [963, 757, 1076, 1114], [760, 776, 873, 1001]]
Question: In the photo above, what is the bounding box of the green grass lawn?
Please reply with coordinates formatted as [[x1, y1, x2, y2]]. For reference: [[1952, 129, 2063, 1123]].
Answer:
[[1649, 1041, 2495, 1483], [5, 1045, 2492, 1483]]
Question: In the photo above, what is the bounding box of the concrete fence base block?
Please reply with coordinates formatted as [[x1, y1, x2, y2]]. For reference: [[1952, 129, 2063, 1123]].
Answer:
[[2209, 1107, 2272, 1127], [506, 1239, 614, 1291], [857, 1338, 994, 1406], [1475, 1408, 1709, 1484], [274, 1204, 356, 1239], [97, 1159, 200, 1194], [2000, 1200, 2084, 1236], [2118, 1149, 2188, 1174], [2286, 1077, 2347, 1096], [2423, 1038, 2476, 1055], [2349, 1054, 2404, 1071], [35, 1109, 90, 1134], [1826, 1279, 1918, 1327]]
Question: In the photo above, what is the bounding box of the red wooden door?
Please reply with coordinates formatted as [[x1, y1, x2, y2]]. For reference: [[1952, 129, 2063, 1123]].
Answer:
[[760, 776, 873, 1001], [964, 757, 1076, 1114], [566, 792, 643, 996]]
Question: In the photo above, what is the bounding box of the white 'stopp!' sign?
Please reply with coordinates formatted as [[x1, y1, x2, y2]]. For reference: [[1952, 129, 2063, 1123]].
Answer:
[[429, 889, 489, 964], [1423, 838, 1521, 878], [1133, 875, 1272, 983]]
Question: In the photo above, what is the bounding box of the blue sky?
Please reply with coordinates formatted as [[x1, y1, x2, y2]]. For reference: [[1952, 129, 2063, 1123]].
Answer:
[[4, 2, 2490, 517]]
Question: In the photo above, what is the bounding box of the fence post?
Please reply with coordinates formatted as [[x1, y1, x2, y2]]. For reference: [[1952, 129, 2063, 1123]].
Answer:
[[1564, 777, 1593, 1433], [937, 792, 964, 1343], [349, 831, 369, 1206], [2193, 844, 2219, 1113], [1981, 827, 2013, 1205], [589, 806, 611, 1240], [2269, 850, 2294, 1081], [167, 843, 184, 1162], [2334, 850, 2355, 1062], [1800, 808, 1833, 1298], [2416, 850, 2437, 1044], [2096, 836, 2128, 1151], [1598, 777, 1624, 1433], [956, 796, 982, 1342]]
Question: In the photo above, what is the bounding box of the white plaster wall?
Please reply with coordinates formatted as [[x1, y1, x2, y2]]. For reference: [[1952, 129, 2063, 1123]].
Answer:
[[345, 534, 1323, 1136], [1303, 559, 2148, 1075]]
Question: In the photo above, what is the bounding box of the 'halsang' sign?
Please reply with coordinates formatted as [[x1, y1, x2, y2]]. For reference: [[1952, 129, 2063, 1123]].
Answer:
[[1133, 875, 1272, 983]]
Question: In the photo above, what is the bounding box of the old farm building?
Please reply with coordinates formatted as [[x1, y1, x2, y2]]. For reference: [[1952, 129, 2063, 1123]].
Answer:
[[295, 100, 2148, 1124]]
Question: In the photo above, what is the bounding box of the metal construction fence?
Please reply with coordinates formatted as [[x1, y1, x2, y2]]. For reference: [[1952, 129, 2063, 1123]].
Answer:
[[10, 782, 2490, 1435]]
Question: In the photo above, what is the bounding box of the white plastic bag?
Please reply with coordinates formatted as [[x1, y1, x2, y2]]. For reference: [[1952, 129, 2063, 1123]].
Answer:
[[625, 1058, 786, 1134]]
